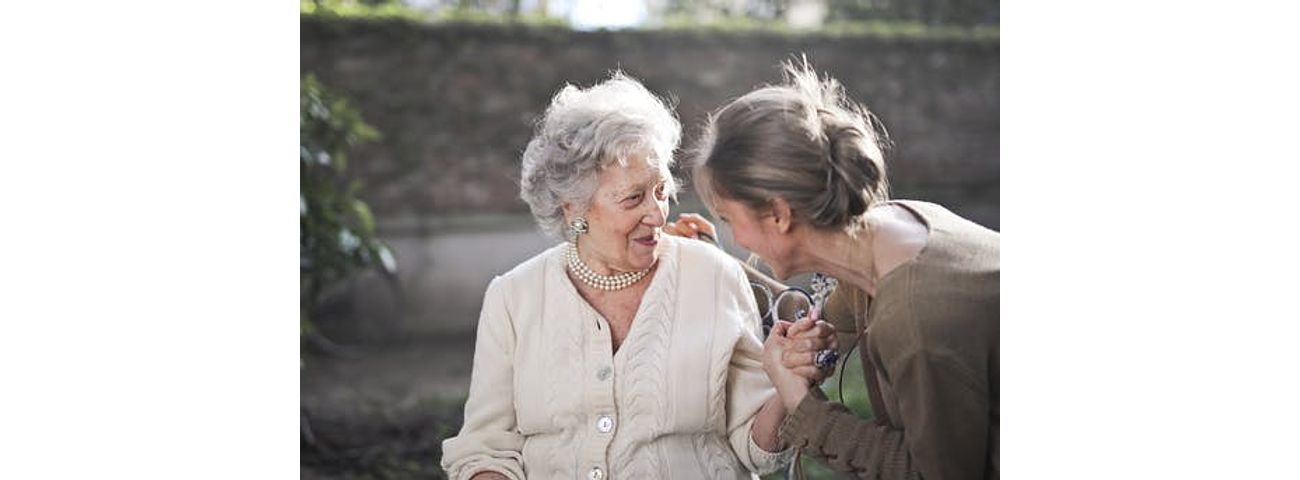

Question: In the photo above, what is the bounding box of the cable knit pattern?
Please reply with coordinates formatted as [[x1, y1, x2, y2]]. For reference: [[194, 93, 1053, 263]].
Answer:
[[441, 236, 791, 480], [699, 266, 740, 478], [696, 432, 740, 478], [706, 269, 730, 429], [610, 240, 676, 479]]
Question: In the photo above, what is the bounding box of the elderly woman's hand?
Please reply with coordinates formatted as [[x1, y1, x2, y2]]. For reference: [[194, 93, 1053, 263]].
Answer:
[[780, 310, 838, 384], [664, 213, 718, 244], [763, 321, 814, 411]]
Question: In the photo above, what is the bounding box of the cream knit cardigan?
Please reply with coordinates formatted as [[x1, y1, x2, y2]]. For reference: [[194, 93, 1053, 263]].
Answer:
[[441, 236, 791, 479]]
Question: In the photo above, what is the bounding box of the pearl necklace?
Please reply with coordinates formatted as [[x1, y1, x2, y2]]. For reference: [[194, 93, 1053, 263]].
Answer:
[[566, 242, 650, 291]]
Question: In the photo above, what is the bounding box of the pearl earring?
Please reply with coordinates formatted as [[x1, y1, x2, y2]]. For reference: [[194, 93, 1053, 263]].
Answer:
[[569, 217, 589, 236]]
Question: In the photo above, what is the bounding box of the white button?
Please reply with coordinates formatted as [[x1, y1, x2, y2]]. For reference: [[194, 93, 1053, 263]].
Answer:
[[588, 466, 605, 480], [597, 366, 612, 380], [596, 415, 614, 433]]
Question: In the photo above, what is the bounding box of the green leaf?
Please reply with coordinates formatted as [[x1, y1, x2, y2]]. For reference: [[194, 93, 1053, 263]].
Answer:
[[351, 199, 375, 235]]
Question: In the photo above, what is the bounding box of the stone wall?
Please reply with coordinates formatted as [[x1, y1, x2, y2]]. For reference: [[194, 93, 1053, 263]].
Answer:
[[302, 18, 999, 229]]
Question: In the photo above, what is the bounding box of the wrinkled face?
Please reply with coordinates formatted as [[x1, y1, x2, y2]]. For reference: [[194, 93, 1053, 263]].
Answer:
[[713, 196, 795, 280], [570, 159, 671, 273]]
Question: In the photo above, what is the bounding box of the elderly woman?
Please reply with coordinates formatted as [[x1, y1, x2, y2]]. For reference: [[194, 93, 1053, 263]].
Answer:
[[440, 72, 836, 480]]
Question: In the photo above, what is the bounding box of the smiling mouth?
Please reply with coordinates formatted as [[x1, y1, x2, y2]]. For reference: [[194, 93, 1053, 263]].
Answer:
[[633, 234, 659, 246]]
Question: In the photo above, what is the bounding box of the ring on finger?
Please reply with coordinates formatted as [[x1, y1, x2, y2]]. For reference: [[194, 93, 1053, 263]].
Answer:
[[814, 348, 839, 372]]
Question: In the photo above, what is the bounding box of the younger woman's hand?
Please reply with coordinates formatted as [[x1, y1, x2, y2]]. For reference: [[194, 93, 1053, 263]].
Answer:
[[664, 213, 718, 244]]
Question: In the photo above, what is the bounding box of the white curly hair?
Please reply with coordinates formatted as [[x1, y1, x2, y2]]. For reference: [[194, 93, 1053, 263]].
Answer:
[[519, 71, 682, 241]]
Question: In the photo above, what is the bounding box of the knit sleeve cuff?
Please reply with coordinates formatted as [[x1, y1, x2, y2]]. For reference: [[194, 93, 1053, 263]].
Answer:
[[777, 387, 832, 449], [747, 429, 796, 474], [452, 461, 524, 480]]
